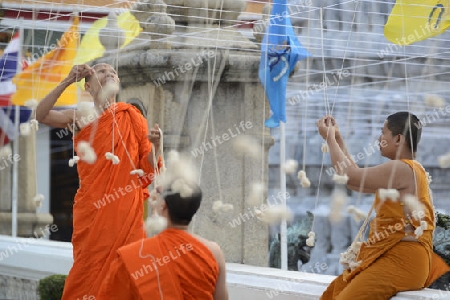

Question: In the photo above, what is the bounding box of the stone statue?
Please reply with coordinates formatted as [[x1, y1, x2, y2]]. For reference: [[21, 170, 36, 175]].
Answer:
[[269, 211, 314, 271], [430, 212, 450, 290]]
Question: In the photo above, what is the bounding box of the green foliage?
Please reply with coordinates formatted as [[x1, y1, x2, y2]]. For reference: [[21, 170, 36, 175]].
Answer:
[[436, 211, 450, 230], [38, 274, 67, 300]]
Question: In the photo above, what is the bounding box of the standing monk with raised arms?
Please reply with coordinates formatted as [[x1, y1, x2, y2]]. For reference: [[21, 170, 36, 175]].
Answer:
[[36, 63, 162, 299]]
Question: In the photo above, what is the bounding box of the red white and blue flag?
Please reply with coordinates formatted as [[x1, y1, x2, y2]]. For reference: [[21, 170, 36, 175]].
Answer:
[[0, 32, 32, 147]]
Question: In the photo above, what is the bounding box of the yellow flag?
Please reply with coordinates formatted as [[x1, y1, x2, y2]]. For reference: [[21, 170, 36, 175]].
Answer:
[[384, 0, 450, 45], [74, 11, 142, 65], [12, 17, 80, 106]]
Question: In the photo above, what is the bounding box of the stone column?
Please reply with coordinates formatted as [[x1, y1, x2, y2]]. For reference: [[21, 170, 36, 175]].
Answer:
[[0, 132, 53, 237]]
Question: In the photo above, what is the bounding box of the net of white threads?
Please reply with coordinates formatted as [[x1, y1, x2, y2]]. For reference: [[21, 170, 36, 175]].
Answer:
[[378, 188, 400, 202], [76, 141, 97, 164], [297, 170, 311, 188]]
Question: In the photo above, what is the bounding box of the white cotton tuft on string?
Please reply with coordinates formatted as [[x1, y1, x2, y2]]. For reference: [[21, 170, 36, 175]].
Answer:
[[145, 214, 167, 237], [212, 201, 234, 213], [180, 184, 193, 198], [221, 203, 234, 212], [301, 176, 311, 188], [257, 205, 293, 225], [33, 194, 44, 207], [321, 143, 329, 153], [340, 242, 362, 271], [159, 152, 199, 189], [77, 141, 97, 164], [297, 170, 311, 188], [212, 200, 223, 213], [438, 152, 450, 168], [68, 156, 80, 167], [30, 120, 39, 131], [232, 135, 260, 159], [329, 189, 347, 223], [77, 101, 98, 124], [333, 174, 349, 185], [24, 99, 38, 109], [99, 81, 120, 101], [414, 220, 428, 238], [20, 123, 31, 135], [247, 182, 264, 206], [130, 169, 145, 176], [297, 170, 306, 180], [306, 231, 315, 247], [347, 205, 367, 223], [0, 145, 12, 158], [282, 159, 298, 174], [424, 94, 445, 107], [403, 194, 425, 219], [105, 152, 120, 164], [378, 189, 399, 201]]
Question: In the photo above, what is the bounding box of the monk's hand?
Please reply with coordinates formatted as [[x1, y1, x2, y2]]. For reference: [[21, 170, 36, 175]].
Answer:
[[317, 116, 336, 142], [148, 124, 161, 152], [65, 64, 94, 85], [327, 115, 342, 140]]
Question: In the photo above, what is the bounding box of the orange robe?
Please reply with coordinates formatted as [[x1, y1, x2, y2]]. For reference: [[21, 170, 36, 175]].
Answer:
[[96, 228, 219, 300], [321, 159, 450, 300], [62, 102, 161, 300]]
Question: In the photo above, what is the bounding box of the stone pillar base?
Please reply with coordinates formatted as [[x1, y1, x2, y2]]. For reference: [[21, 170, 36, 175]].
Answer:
[[0, 213, 54, 238]]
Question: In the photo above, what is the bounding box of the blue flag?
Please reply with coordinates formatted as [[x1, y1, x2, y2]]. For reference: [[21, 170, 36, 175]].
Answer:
[[259, 0, 311, 128]]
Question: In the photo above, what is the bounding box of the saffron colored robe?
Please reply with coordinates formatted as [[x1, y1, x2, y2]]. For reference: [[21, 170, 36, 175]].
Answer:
[[321, 159, 450, 300], [96, 228, 219, 300], [61, 102, 162, 300]]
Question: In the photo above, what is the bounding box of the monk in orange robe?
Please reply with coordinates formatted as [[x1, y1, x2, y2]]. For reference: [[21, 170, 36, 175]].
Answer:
[[97, 182, 229, 300], [317, 112, 450, 300], [36, 63, 162, 299]]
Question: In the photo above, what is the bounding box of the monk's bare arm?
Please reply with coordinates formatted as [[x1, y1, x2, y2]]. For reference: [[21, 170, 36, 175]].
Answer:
[[213, 244, 229, 300], [36, 64, 92, 128]]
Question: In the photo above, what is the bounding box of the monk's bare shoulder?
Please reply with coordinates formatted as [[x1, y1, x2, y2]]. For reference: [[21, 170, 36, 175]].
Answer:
[[192, 234, 223, 263]]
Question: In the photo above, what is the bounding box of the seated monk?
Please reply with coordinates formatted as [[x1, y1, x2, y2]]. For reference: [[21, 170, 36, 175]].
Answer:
[[317, 112, 450, 300], [97, 181, 229, 300], [35, 63, 163, 299]]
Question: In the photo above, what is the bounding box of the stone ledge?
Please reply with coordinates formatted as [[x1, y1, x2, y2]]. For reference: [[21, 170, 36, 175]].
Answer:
[[0, 235, 449, 299]]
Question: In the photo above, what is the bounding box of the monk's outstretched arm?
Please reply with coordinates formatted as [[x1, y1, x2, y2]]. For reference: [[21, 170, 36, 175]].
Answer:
[[36, 64, 93, 128]]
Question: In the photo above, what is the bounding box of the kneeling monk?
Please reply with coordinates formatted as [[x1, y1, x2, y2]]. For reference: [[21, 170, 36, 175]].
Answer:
[[97, 182, 229, 300], [36, 63, 162, 299]]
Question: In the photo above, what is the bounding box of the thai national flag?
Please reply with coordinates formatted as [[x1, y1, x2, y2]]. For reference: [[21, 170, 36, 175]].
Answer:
[[0, 33, 32, 147]]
